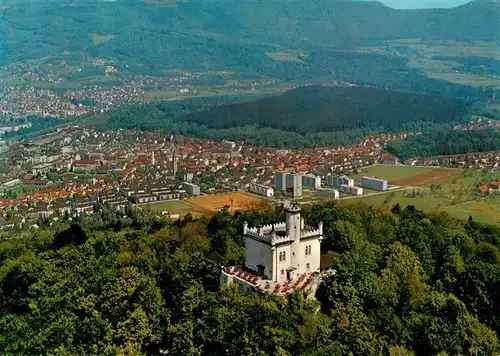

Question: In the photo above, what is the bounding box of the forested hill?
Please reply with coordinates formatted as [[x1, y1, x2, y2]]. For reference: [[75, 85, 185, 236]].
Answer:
[[182, 86, 470, 134], [0, 202, 499, 354], [1, 0, 497, 79], [388, 129, 500, 160], [2, 0, 497, 66], [104, 86, 472, 147]]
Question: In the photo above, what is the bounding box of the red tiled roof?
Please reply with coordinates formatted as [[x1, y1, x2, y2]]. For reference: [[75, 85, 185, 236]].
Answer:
[[477, 185, 490, 193]]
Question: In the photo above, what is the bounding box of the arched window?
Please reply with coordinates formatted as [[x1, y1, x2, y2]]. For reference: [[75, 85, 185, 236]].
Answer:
[[283, 251, 286, 262], [279, 252, 282, 261], [308, 245, 312, 255], [305, 246, 308, 255]]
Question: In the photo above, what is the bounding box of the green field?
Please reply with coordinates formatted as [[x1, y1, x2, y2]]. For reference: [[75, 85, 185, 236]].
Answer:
[[342, 169, 500, 225], [440, 200, 500, 224], [139, 200, 195, 215], [356, 40, 500, 88], [427, 72, 500, 88]]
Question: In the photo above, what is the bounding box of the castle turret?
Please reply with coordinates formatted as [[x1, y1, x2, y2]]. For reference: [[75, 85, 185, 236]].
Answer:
[[284, 201, 302, 270]]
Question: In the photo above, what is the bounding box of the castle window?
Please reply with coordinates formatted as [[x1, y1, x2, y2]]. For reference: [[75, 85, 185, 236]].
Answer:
[[306, 263, 310, 269], [281, 269, 284, 275], [279, 252, 282, 262], [283, 251, 286, 262], [305, 246, 308, 255]]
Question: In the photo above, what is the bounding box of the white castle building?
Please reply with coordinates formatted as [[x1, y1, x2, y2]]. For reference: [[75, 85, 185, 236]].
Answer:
[[221, 201, 327, 296]]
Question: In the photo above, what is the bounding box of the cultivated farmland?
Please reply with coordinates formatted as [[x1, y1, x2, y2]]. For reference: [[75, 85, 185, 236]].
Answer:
[[353, 165, 460, 186]]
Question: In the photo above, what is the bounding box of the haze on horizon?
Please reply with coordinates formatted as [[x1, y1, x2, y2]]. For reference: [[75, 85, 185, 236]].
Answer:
[[373, 0, 472, 9]]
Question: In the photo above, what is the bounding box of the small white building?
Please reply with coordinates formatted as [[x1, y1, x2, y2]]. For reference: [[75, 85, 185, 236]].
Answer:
[[316, 188, 339, 200], [249, 183, 274, 197], [221, 201, 326, 297], [339, 184, 364, 196]]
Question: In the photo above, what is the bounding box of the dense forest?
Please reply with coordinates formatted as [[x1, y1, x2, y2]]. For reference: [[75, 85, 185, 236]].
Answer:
[[388, 129, 500, 160], [0, 201, 498, 354], [104, 86, 472, 148], [182, 86, 470, 134]]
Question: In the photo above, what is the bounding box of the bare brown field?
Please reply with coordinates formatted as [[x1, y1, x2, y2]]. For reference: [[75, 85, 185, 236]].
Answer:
[[392, 169, 460, 186], [185, 192, 262, 213]]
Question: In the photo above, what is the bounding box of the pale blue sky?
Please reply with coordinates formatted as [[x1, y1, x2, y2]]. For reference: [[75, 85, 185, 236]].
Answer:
[[377, 0, 472, 9]]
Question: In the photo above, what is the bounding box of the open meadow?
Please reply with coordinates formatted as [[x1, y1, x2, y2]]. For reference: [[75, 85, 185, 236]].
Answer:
[[352, 165, 461, 186], [140, 199, 198, 215], [343, 168, 500, 225]]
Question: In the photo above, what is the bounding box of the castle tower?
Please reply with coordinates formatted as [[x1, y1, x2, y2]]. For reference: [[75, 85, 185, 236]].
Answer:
[[285, 201, 302, 271]]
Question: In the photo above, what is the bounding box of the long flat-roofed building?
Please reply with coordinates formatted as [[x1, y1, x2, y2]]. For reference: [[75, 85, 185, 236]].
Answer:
[[316, 188, 339, 200], [249, 183, 274, 197], [360, 176, 388, 191]]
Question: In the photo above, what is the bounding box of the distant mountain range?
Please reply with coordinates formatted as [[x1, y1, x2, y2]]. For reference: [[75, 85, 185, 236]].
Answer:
[[1, 0, 497, 65], [0, 0, 498, 96]]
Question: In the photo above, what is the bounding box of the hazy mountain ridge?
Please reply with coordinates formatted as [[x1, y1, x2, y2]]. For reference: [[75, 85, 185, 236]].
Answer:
[[1, 0, 497, 67]]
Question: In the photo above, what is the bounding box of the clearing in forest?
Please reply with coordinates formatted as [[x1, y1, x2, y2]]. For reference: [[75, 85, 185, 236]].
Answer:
[[90, 34, 117, 46]]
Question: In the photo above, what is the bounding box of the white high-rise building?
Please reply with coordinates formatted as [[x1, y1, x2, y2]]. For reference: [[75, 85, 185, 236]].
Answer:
[[274, 172, 289, 191], [302, 173, 321, 188], [285, 173, 303, 198]]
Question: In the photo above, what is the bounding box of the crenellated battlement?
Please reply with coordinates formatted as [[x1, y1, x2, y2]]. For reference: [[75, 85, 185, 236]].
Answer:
[[270, 232, 293, 245], [246, 222, 287, 235], [284, 200, 301, 212], [300, 228, 322, 240], [246, 231, 273, 244]]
